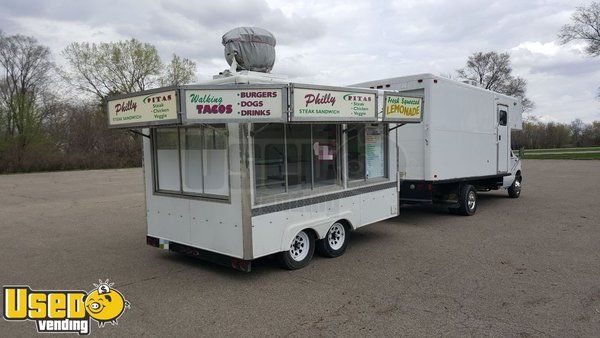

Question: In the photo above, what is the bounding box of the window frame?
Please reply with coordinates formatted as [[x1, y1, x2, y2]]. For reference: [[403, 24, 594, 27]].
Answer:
[[251, 123, 389, 205], [151, 125, 231, 202], [346, 123, 389, 187], [498, 108, 508, 127]]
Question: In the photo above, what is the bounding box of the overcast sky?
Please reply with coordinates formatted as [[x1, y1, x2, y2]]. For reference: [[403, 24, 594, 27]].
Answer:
[[1, 0, 598, 122]]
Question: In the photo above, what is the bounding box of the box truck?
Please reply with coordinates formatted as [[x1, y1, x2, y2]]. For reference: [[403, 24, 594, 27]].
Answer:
[[353, 74, 524, 216]]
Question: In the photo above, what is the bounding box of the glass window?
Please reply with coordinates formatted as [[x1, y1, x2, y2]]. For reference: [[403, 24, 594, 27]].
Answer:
[[286, 125, 312, 191], [155, 128, 180, 191], [347, 124, 366, 181], [499, 109, 508, 126], [312, 124, 339, 188], [365, 125, 385, 179], [153, 126, 229, 198], [253, 124, 286, 197], [203, 125, 229, 196], [347, 124, 386, 181], [180, 128, 203, 194]]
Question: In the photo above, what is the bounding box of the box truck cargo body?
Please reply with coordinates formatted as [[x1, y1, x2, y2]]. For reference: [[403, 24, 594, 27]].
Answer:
[[354, 74, 524, 215]]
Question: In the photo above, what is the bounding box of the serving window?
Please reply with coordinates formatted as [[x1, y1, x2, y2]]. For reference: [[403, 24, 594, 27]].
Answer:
[[253, 124, 341, 199], [153, 125, 229, 199], [347, 124, 387, 183], [252, 123, 387, 202]]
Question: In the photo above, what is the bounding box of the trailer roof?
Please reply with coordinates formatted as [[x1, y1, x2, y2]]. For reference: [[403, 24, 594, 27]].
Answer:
[[351, 73, 520, 102]]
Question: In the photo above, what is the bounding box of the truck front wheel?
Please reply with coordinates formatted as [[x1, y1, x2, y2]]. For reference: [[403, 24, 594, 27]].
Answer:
[[279, 229, 315, 270], [508, 176, 522, 198], [451, 184, 477, 216]]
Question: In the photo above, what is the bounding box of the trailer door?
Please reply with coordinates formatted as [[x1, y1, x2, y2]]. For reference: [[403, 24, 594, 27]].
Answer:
[[496, 104, 509, 173]]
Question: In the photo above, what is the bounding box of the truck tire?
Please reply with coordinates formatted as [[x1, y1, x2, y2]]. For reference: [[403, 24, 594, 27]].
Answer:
[[508, 176, 522, 198], [279, 229, 315, 270], [452, 184, 477, 216], [317, 222, 349, 258]]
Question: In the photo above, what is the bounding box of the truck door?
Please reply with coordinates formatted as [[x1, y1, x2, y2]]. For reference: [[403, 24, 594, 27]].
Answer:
[[496, 104, 509, 173]]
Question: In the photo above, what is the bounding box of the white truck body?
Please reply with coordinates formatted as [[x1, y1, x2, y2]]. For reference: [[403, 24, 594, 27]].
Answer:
[[354, 74, 523, 188]]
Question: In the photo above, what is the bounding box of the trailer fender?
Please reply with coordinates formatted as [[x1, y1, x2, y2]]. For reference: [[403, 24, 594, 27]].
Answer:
[[279, 211, 352, 252]]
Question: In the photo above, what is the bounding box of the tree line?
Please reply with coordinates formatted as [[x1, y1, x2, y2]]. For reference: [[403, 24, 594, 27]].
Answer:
[[512, 118, 600, 149], [0, 32, 196, 173]]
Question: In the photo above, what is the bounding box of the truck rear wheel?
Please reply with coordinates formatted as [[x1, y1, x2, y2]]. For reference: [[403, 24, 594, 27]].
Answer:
[[317, 222, 349, 258], [508, 176, 522, 198], [451, 184, 477, 216], [279, 229, 315, 270]]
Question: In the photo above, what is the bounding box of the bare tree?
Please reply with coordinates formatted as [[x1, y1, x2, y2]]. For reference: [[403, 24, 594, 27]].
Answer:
[[456, 51, 534, 110], [61, 39, 163, 101], [559, 2, 600, 98], [160, 54, 197, 86], [62, 39, 198, 102], [559, 2, 600, 56], [0, 31, 54, 166]]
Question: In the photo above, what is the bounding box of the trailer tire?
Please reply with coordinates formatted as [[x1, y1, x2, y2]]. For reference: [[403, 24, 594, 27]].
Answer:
[[508, 176, 522, 198], [317, 222, 349, 258], [452, 184, 477, 216], [279, 229, 315, 270]]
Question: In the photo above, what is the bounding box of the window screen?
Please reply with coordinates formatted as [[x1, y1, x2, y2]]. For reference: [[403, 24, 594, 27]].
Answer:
[[286, 124, 312, 191], [365, 125, 385, 178], [155, 128, 180, 192], [202, 126, 229, 196], [347, 124, 366, 181], [153, 126, 229, 198], [180, 128, 203, 194], [312, 124, 339, 188], [347, 124, 386, 181], [253, 124, 286, 197]]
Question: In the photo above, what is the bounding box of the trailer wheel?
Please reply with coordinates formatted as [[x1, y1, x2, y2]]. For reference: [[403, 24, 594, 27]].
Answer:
[[508, 176, 522, 198], [279, 229, 315, 270], [317, 222, 349, 258], [452, 184, 477, 216]]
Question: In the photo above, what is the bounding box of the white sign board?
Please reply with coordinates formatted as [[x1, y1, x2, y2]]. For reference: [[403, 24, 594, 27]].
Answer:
[[383, 94, 423, 123], [291, 85, 377, 122], [183, 86, 286, 123], [107, 90, 179, 128]]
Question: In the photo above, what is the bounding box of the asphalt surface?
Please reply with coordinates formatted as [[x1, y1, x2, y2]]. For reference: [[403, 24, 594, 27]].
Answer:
[[1, 160, 599, 336]]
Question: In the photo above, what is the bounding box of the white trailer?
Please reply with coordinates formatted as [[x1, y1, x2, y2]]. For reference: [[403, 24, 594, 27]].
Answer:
[[353, 74, 524, 215], [106, 70, 410, 271]]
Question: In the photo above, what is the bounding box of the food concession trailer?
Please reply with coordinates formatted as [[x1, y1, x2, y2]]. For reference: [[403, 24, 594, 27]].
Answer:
[[106, 70, 423, 271]]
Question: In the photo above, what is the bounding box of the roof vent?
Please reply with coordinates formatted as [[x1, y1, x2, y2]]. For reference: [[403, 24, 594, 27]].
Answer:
[[222, 27, 276, 73]]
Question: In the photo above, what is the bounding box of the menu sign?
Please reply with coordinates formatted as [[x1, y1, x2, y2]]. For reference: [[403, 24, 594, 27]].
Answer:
[[291, 85, 377, 122], [383, 94, 423, 123], [366, 126, 385, 178], [107, 89, 179, 128], [183, 86, 286, 123]]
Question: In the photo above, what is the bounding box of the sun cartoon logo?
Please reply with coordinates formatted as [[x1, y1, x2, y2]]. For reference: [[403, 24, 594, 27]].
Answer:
[[84, 280, 130, 327]]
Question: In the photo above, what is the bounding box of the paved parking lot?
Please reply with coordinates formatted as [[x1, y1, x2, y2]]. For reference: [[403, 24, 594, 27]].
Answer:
[[1, 160, 599, 336]]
